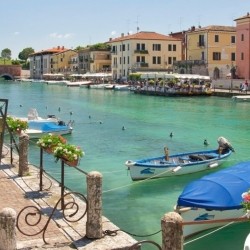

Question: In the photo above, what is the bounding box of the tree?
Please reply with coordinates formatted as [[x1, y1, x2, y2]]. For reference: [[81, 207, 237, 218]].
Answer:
[[18, 47, 34, 61], [1, 48, 11, 60]]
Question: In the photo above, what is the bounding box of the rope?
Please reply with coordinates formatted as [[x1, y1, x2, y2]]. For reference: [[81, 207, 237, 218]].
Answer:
[[184, 213, 249, 246], [102, 167, 174, 194]]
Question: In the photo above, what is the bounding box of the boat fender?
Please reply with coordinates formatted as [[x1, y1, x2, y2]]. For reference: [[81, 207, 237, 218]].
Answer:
[[208, 162, 219, 168], [172, 166, 182, 172], [125, 160, 135, 167]]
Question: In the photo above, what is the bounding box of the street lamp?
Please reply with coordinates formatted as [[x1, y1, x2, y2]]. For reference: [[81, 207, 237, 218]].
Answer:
[[230, 62, 236, 92]]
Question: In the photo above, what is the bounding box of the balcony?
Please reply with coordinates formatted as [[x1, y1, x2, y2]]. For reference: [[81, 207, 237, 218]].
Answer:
[[134, 50, 149, 54], [197, 42, 205, 47]]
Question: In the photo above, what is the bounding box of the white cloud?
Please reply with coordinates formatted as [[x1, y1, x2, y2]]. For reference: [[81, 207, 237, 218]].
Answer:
[[14, 32, 20, 35], [49, 33, 74, 39], [111, 31, 116, 36]]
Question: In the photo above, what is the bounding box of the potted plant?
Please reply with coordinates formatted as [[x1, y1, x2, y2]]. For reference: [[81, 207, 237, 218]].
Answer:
[[241, 189, 250, 214], [6, 116, 28, 134], [37, 133, 67, 154], [53, 143, 84, 167]]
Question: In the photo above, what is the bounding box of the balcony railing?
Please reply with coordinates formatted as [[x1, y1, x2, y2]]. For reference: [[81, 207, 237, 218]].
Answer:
[[134, 50, 149, 54]]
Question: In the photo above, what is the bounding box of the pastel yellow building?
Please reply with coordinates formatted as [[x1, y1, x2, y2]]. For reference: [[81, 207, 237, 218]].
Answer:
[[51, 49, 78, 75], [186, 26, 236, 78]]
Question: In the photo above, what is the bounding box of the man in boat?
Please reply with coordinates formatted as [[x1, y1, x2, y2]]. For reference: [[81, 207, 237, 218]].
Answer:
[[164, 146, 169, 161]]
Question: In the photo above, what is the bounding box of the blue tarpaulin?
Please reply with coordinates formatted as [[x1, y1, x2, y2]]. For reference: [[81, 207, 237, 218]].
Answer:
[[177, 161, 250, 210]]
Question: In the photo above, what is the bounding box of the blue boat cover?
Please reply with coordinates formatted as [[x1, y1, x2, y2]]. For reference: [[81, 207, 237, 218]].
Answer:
[[28, 121, 68, 131], [177, 161, 250, 210]]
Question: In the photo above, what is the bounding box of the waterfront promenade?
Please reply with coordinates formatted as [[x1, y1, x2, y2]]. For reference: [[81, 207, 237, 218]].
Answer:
[[0, 146, 137, 250]]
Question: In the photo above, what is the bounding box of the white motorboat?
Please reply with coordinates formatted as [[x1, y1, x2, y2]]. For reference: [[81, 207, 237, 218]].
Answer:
[[66, 81, 92, 87], [232, 95, 250, 102], [174, 161, 250, 238], [13, 108, 73, 139]]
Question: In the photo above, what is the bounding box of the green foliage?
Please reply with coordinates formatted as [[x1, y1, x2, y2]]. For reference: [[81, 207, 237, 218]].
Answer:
[[0, 58, 11, 65], [1, 48, 11, 59], [37, 134, 67, 148], [6, 116, 28, 131], [11, 60, 21, 65], [18, 47, 35, 61]]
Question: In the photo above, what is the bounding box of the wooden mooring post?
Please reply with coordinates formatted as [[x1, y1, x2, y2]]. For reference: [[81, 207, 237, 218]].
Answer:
[[18, 133, 29, 176], [161, 212, 183, 250], [0, 208, 16, 250], [86, 171, 103, 239]]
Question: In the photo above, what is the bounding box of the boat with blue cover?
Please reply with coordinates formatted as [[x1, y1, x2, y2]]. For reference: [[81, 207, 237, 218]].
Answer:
[[125, 137, 234, 181], [175, 161, 250, 238]]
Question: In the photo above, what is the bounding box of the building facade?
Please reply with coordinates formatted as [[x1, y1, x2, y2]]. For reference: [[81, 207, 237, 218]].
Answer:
[[29, 46, 68, 79], [78, 47, 111, 74], [184, 26, 236, 79], [108, 31, 182, 80], [234, 12, 250, 80], [50, 49, 78, 76]]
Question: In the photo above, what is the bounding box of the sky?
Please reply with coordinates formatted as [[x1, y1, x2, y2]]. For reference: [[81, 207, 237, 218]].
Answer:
[[1, 0, 249, 59]]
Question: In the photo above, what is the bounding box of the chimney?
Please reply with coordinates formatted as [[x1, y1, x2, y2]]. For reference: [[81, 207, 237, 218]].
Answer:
[[121, 33, 124, 37], [109, 38, 112, 41], [57, 46, 60, 49]]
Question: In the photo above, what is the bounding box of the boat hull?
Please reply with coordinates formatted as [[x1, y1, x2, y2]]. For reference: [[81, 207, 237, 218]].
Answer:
[[175, 206, 245, 238], [25, 127, 72, 139], [126, 150, 231, 181]]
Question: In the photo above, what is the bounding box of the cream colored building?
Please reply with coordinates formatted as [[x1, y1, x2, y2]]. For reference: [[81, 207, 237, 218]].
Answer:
[[108, 31, 182, 80], [186, 26, 236, 78]]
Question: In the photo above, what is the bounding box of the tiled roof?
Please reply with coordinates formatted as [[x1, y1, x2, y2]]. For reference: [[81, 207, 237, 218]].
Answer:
[[108, 31, 181, 42], [191, 25, 236, 32], [30, 47, 68, 56], [234, 12, 250, 21]]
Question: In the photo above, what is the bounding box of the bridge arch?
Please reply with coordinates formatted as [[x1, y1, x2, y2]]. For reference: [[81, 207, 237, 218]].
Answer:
[[0, 73, 14, 80]]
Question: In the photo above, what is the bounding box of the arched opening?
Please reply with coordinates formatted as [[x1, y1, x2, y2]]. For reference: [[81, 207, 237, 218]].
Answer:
[[213, 67, 220, 80], [0, 74, 14, 80]]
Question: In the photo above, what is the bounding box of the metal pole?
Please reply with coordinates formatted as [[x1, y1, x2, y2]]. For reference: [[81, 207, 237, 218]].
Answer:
[[39, 147, 43, 191], [61, 160, 65, 210]]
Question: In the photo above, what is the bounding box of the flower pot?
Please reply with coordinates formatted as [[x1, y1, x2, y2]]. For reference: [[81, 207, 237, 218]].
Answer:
[[62, 157, 79, 167], [43, 147, 54, 154]]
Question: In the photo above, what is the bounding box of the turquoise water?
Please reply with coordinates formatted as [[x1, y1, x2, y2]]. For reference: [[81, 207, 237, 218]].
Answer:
[[1, 80, 250, 250]]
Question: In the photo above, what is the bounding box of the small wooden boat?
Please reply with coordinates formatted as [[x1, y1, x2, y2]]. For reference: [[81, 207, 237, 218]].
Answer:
[[125, 137, 234, 181], [175, 161, 250, 238]]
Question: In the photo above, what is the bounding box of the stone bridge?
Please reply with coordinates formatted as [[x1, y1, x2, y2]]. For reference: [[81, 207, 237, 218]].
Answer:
[[0, 65, 22, 80]]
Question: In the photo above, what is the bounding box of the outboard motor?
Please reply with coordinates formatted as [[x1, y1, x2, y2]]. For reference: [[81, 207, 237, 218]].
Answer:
[[217, 137, 235, 152]]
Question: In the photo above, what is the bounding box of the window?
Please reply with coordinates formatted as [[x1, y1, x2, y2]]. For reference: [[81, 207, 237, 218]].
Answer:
[[215, 35, 219, 42], [152, 44, 161, 51], [241, 52, 244, 60], [241, 34, 244, 41], [173, 57, 176, 62], [201, 51, 205, 60], [173, 44, 176, 51], [122, 44, 125, 51], [168, 57, 172, 64], [136, 56, 140, 62], [123, 57, 126, 64], [127, 56, 129, 64], [199, 35, 205, 46], [213, 52, 221, 60], [153, 56, 161, 64], [141, 56, 145, 63], [141, 43, 145, 50], [231, 36, 235, 43], [231, 53, 235, 61], [136, 43, 140, 50], [168, 44, 172, 51]]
